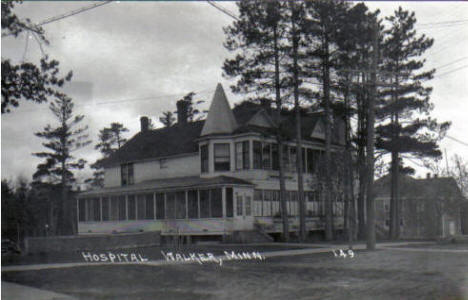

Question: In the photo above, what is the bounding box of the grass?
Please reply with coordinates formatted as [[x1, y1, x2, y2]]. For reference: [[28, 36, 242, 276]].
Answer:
[[2, 247, 468, 300]]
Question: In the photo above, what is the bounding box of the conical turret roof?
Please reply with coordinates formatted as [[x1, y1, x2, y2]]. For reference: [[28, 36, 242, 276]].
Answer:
[[201, 83, 238, 136]]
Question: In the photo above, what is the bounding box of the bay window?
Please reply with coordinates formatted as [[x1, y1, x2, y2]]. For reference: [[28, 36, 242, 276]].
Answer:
[[200, 144, 209, 173], [214, 143, 230, 171]]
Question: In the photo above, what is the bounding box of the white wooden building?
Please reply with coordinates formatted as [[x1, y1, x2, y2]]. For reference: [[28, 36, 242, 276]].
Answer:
[[77, 84, 345, 239]]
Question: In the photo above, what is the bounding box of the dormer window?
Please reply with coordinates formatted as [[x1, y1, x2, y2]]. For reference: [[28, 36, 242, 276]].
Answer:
[[121, 163, 134, 186], [214, 143, 230, 171]]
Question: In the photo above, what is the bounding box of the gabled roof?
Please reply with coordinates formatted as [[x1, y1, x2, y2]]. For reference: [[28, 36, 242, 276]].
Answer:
[[79, 175, 253, 197], [102, 97, 344, 166], [200, 83, 238, 136], [374, 174, 463, 200], [102, 121, 204, 167]]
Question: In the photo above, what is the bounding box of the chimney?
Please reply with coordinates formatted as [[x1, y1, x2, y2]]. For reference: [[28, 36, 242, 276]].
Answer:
[[260, 98, 271, 113], [140, 116, 149, 132], [176, 99, 188, 125], [426, 172, 431, 179]]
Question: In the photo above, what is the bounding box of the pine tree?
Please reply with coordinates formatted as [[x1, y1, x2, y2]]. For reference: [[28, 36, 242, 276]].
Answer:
[[88, 122, 128, 188], [377, 7, 450, 239], [160, 111, 175, 127], [303, 0, 351, 241], [33, 93, 90, 234], [223, 0, 290, 241], [177, 92, 205, 122]]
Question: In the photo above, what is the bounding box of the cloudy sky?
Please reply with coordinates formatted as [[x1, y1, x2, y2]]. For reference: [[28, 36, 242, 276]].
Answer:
[[1, 1, 467, 184]]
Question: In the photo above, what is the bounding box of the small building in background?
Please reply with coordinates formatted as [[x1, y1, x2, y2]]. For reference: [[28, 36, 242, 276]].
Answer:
[[374, 173, 465, 239]]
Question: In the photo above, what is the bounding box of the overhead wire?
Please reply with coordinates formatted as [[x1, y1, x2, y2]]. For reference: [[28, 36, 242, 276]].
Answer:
[[206, 1, 239, 21], [446, 135, 468, 147], [36, 1, 113, 27], [433, 64, 468, 78], [7, 88, 216, 114]]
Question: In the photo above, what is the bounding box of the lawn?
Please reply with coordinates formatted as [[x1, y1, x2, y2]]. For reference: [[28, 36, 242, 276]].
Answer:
[[2, 247, 468, 300]]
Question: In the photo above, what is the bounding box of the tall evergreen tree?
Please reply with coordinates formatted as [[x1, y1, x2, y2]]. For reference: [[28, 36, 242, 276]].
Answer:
[[223, 0, 290, 241], [88, 122, 128, 188], [33, 94, 90, 234], [303, 0, 351, 241], [377, 7, 450, 239]]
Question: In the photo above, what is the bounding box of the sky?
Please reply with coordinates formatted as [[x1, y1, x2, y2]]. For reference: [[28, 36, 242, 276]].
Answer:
[[1, 1, 467, 184]]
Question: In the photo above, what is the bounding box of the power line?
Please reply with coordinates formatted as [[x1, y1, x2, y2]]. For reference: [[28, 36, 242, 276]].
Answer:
[[446, 135, 468, 147], [416, 19, 468, 27], [432, 56, 468, 70], [206, 1, 239, 21], [37, 1, 113, 27], [434, 64, 468, 78], [7, 88, 216, 114]]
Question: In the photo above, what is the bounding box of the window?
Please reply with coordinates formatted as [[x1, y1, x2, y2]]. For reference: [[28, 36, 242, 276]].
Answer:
[[188, 190, 199, 219], [307, 148, 314, 173], [166, 192, 176, 219], [127, 195, 136, 220], [242, 141, 250, 169], [264, 190, 272, 217], [262, 143, 271, 169], [282, 145, 290, 171], [155, 193, 165, 219], [118, 196, 126, 220], [236, 141, 250, 170], [78, 199, 86, 222], [121, 163, 134, 186], [302, 148, 306, 172], [236, 195, 243, 216], [137, 195, 146, 220], [175, 191, 186, 219], [200, 190, 210, 218], [160, 159, 167, 169], [272, 143, 279, 170], [200, 144, 209, 173], [226, 188, 233, 217], [253, 141, 262, 169], [86, 199, 94, 221], [93, 198, 101, 221], [102, 197, 109, 221], [290, 147, 297, 172], [144, 194, 154, 219], [245, 196, 252, 216], [235, 142, 243, 170], [211, 188, 223, 218], [214, 143, 230, 171], [110, 196, 119, 221], [254, 190, 263, 217]]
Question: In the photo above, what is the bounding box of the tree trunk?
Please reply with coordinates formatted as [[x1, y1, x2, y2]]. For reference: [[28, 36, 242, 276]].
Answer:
[[366, 19, 378, 250], [323, 36, 334, 241], [357, 72, 367, 240], [290, 6, 306, 242], [273, 24, 289, 242]]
